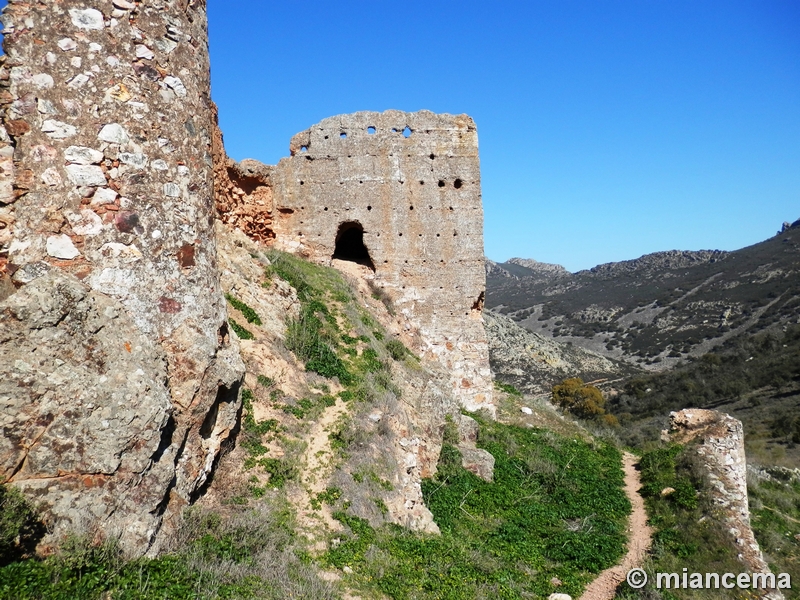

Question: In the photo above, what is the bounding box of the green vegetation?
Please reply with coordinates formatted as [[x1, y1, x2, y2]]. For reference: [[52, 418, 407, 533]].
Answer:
[[239, 388, 295, 489], [267, 250, 401, 404], [225, 293, 262, 326], [228, 318, 254, 340], [310, 487, 343, 510], [0, 503, 336, 600], [613, 325, 800, 420], [256, 374, 275, 388], [748, 470, 800, 594], [552, 377, 618, 426], [609, 325, 800, 464], [0, 483, 41, 566], [617, 444, 759, 600], [384, 339, 409, 361], [325, 415, 629, 599], [494, 380, 522, 396]]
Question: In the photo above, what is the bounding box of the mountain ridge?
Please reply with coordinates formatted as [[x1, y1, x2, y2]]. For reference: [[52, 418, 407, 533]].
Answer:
[[486, 221, 800, 370]]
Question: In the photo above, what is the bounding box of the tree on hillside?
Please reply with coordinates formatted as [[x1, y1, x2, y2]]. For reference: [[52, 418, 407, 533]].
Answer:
[[552, 377, 618, 426]]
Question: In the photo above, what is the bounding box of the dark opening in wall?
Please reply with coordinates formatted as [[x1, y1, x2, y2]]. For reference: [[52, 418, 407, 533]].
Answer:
[[333, 221, 375, 270]]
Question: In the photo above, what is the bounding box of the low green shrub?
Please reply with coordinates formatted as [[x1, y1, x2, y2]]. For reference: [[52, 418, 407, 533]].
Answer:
[[385, 339, 408, 361], [0, 484, 41, 566], [229, 318, 254, 340], [617, 444, 751, 599], [225, 293, 262, 325], [494, 381, 522, 396], [256, 374, 275, 388], [311, 487, 343, 510], [324, 416, 629, 598]]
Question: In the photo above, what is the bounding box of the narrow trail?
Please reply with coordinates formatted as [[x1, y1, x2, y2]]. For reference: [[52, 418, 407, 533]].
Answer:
[[287, 399, 349, 550], [578, 452, 653, 600]]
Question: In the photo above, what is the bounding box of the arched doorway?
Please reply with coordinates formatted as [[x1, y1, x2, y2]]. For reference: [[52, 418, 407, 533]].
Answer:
[[333, 222, 375, 270]]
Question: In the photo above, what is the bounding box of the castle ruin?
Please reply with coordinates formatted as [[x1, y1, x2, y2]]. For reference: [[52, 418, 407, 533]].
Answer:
[[273, 111, 493, 412], [0, 0, 243, 556], [0, 0, 493, 557], [217, 110, 495, 413]]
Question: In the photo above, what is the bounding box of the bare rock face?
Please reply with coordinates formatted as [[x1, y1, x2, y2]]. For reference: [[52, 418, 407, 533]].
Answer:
[[0, 1, 244, 556], [665, 409, 784, 599], [1, 271, 175, 553], [269, 110, 494, 413], [212, 105, 274, 243], [484, 310, 628, 395]]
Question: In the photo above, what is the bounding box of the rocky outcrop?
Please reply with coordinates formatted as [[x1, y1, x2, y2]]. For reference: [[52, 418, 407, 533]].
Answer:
[[487, 224, 800, 370], [456, 415, 494, 482], [507, 257, 569, 276], [0, 1, 244, 556], [1, 271, 175, 553], [665, 409, 784, 599], [583, 249, 728, 279], [214, 221, 491, 535], [484, 311, 630, 395], [211, 106, 274, 243]]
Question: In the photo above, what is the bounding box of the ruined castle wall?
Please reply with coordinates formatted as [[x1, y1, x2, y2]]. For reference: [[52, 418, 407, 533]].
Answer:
[[667, 409, 784, 599], [269, 110, 493, 412], [0, 0, 243, 556], [211, 105, 274, 242]]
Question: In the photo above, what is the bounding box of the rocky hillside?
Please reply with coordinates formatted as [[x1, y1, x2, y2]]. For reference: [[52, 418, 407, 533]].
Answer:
[[487, 220, 800, 370], [210, 222, 490, 537], [484, 311, 635, 396]]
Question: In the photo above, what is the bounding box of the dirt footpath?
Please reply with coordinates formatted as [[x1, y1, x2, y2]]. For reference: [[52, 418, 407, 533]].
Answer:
[[578, 452, 653, 600]]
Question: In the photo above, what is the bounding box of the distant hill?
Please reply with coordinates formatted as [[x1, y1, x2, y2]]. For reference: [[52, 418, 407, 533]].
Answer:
[[486, 220, 800, 370], [484, 312, 636, 396]]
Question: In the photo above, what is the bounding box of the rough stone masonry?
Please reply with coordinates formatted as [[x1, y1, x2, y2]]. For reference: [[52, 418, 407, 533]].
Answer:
[[0, 0, 244, 557], [666, 409, 784, 600], [268, 110, 494, 413]]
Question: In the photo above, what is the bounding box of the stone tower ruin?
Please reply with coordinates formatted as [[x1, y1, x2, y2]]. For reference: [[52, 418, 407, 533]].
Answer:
[[269, 110, 494, 412], [0, 0, 243, 556], [0, 0, 495, 558]]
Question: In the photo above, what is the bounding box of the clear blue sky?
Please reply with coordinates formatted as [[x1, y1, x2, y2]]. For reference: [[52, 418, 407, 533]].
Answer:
[[2, 1, 798, 272], [207, 1, 799, 272]]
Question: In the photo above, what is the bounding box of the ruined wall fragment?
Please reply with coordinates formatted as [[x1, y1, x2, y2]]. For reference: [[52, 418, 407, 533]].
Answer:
[[269, 110, 493, 412], [0, 0, 243, 556], [666, 409, 784, 599], [211, 104, 274, 242]]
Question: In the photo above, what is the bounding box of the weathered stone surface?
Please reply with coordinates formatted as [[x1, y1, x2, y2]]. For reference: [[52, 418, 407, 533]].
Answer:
[[211, 105, 275, 243], [0, 0, 244, 557], [666, 409, 784, 598], [459, 446, 495, 482], [484, 310, 626, 395], [457, 414, 479, 444], [46, 234, 80, 259], [268, 110, 494, 413], [64, 146, 103, 165], [0, 272, 174, 555], [41, 119, 77, 139], [65, 164, 106, 187]]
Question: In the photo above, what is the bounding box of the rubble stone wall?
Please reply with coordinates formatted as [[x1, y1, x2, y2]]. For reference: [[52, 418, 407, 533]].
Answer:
[[211, 104, 274, 243], [667, 409, 784, 599], [269, 110, 493, 412], [0, 0, 243, 557]]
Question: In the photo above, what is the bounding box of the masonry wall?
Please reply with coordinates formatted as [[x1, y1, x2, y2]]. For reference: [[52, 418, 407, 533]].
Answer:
[[667, 409, 784, 599], [0, 0, 243, 556], [270, 110, 493, 412], [212, 103, 274, 243]]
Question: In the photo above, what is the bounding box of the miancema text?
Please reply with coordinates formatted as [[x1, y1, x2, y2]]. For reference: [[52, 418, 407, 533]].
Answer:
[[656, 570, 791, 590]]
